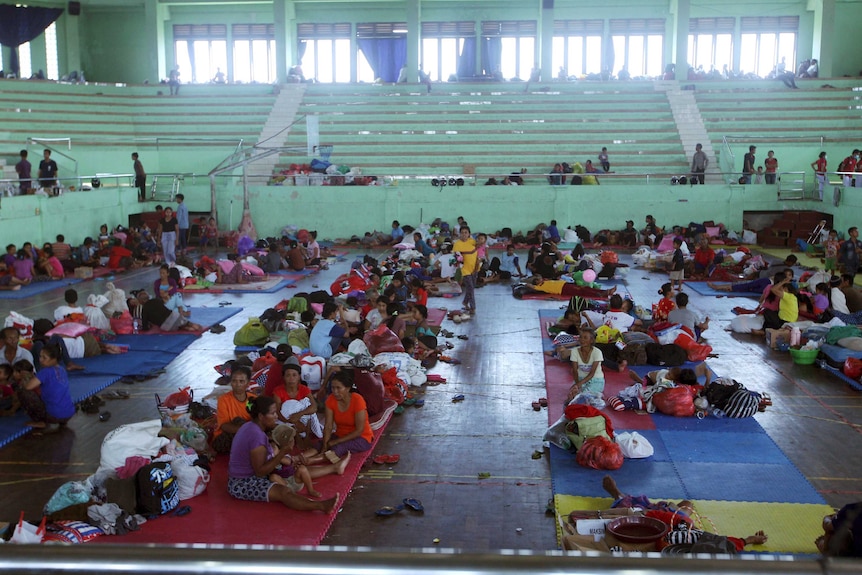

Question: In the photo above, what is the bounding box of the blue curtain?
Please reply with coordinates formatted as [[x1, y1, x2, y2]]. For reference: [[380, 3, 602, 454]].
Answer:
[[357, 37, 406, 82], [297, 40, 307, 65], [481, 37, 502, 76], [0, 3, 64, 77], [456, 37, 476, 79]]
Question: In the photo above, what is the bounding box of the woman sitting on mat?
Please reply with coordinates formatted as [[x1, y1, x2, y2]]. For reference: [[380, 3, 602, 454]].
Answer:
[[17, 344, 75, 434], [227, 395, 339, 513], [302, 371, 373, 465], [567, 328, 604, 403], [273, 363, 323, 445]]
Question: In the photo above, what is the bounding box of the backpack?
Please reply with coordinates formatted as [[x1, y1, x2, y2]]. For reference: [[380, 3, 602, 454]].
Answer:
[[644, 342, 688, 367], [565, 416, 612, 451], [722, 389, 760, 418], [704, 379, 744, 409], [136, 462, 179, 515], [233, 318, 269, 346]]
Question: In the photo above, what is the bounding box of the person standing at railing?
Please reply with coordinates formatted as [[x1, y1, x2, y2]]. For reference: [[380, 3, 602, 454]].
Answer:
[[741, 145, 756, 184], [38, 149, 57, 191], [175, 194, 189, 255], [811, 151, 827, 201], [15, 150, 30, 195], [132, 152, 147, 202], [838, 150, 859, 187], [764, 150, 778, 184], [690, 143, 708, 184]]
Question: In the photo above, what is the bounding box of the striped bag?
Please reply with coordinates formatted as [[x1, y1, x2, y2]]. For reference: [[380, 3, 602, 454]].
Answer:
[[722, 389, 761, 418]]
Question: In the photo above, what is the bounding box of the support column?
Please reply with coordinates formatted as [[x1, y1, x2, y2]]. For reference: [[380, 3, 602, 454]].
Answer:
[[671, 0, 690, 79], [143, 0, 160, 84], [406, 0, 419, 82], [63, 13, 81, 76], [540, 0, 554, 82], [273, 0, 296, 83], [811, 0, 836, 77]]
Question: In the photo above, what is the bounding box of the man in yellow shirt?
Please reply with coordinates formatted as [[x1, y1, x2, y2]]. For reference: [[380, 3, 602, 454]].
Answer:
[[453, 226, 478, 316]]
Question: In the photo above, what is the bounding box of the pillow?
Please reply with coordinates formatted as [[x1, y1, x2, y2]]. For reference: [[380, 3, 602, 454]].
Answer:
[[241, 262, 265, 276], [46, 322, 89, 338], [837, 337, 862, 351], [705, 226, 720, 237]]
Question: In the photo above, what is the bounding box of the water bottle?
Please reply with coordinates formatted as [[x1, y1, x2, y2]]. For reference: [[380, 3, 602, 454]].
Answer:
[[790, 327, 801, 347], [132, 319, 139, 334], [710, 406, 726, 418]]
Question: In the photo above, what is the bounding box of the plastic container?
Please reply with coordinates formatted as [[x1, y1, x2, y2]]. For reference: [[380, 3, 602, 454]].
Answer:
[[790, 347, 819, 365]]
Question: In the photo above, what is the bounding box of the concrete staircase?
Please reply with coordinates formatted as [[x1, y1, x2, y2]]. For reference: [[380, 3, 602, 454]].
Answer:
[[246, 84, 307, 184], [656, 81, 721, 183]]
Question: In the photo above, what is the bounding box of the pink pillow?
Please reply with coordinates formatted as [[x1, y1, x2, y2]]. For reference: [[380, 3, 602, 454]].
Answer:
[[241, 262, 264, 276], [310, 303, 323, 315], [706, 226, 720, 237], [47, 322, 89, 337], [656, 236, 676, 252]]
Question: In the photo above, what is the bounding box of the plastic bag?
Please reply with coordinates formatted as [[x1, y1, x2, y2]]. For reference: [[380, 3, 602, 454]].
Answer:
[[674, 332, 713, 362], [576, 436, 624, 470], [363, 324, 404, 355], [543, 415, 572, 451], [99, 420, 169, 471], [233, 318, 269, 346], [616, 431, 654, 458], [43, 481, 92, 515], [652, 386, 696, 417], [110, 311, 134, 335], [655, 323, 685, 345], [4, 311, 34, 340], [844, 357, 862, 380], [9, 512, 46, 544], [570, 391, 606, 410]]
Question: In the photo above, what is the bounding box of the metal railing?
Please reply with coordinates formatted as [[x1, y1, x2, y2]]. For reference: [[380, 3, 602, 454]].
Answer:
[[0, 544, 858, 575]]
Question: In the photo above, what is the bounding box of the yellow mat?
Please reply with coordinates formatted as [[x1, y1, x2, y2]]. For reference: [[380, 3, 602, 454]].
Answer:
[[757, 246, 823, 269], [555, 495, 834, 554]]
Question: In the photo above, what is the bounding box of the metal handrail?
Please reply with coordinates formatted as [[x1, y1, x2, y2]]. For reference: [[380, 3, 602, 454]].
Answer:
[[0, 544, 855, 575]]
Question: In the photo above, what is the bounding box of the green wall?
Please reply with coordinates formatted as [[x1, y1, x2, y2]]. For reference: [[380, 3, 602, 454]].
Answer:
[[79, 7, 150, 84], [2, 179, 847, 250]]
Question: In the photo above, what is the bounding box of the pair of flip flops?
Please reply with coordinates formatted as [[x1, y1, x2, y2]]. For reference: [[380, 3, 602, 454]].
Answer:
[[101, 390, 130, 400], [372, 453, 400, 465], [120, 369, 166, 384], [375, 498, 424, 516], [531, 398, 549, 411], [452, 394, 465, 403]]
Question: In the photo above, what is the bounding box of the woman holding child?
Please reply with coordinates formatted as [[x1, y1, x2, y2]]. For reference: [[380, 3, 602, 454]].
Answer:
[[227, 395, 339, 513]]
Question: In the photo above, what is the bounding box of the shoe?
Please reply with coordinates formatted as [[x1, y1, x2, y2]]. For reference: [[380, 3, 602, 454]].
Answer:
[[452, 314, 462, 323], [210, 324, 226, 334], [531, 401, 541, 411], [458, 313, 471, 321], [452, 394, 465, 402], [402, 498, 424, 512], [98, 411, 112, 422]]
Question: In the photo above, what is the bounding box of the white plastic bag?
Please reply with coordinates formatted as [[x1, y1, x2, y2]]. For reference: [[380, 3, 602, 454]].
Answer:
[[730, 314, 764, 334], [4, 311, 34, 339], [9, 512, 45, 544], [84, 294, 111, 330], [99, 420, 169, 471], [102, 282, 127, 318], [656, 323, 685, 345], [741, 230, 757, 244], [170, 460, 210, 501], [616, 431, 654, 459], [543, 415, 572, 451]]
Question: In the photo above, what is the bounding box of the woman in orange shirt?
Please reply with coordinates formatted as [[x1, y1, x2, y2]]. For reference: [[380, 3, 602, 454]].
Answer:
[[303, 371, 372, 464]]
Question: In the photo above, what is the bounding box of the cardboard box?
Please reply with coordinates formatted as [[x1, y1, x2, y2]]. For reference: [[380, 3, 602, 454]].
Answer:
[[74, 266, 94, 279]]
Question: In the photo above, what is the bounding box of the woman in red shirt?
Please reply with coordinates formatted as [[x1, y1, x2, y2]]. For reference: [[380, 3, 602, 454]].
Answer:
[[811, 151, 827, 200], [303, 371, 372, 465], [653, 283, 677, 322]]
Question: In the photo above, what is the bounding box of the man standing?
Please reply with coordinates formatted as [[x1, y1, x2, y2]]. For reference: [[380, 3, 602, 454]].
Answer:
[[175, 194, 189, 255], [690, 143, 708, 184], [169, 67, 181, 95], [15, 150, 31, 195], [132, 152, 146, 202], [742, 145, 756, 184], [38, 149, 58, 190], [840, 227, 862, 281]]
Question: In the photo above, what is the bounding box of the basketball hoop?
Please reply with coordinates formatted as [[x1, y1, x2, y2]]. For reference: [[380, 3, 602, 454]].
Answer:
[[316, 144, 334, 161]]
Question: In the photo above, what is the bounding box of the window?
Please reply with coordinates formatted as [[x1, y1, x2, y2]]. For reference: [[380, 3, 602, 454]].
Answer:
[[298, 23, 352, 83], [688, 18, 734, 74], [482, 21, 536, 80], [610, 19, 664, 77], [173, 24, 227, 83], [553, 20, 603, 77], [421, 22, 474, 82], [739, 17, 798, 77], [356, 22, 407, 84], [45, 22, 58, 80], [233, 24, 276, 83], [18, 42, 32, 79]]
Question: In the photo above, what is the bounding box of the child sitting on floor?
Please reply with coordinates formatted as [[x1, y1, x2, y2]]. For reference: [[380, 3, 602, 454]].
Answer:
[[269, 424, 348, 498]]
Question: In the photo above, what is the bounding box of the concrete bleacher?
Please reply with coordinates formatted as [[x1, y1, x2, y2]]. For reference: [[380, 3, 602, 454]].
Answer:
[[695, 78, 862, 142], [277, 82, 689, 180], [0, 80, 276, 168]]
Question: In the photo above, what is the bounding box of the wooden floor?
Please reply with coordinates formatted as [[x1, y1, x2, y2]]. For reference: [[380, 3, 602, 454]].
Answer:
[[1, 248, 861, 551]]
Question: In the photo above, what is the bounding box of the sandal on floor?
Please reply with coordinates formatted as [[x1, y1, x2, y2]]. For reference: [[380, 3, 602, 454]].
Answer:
[[452, 394, 465, 403], [385, 454, 400, 463], [538, 398, 548, 407], [412, 399, 425, 408], [372, 455, 389, 465], [758, 393, 773, 412], [375, 505, 404, 517], [402, 498, 424, 512], [531, 401, 541, 411]]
